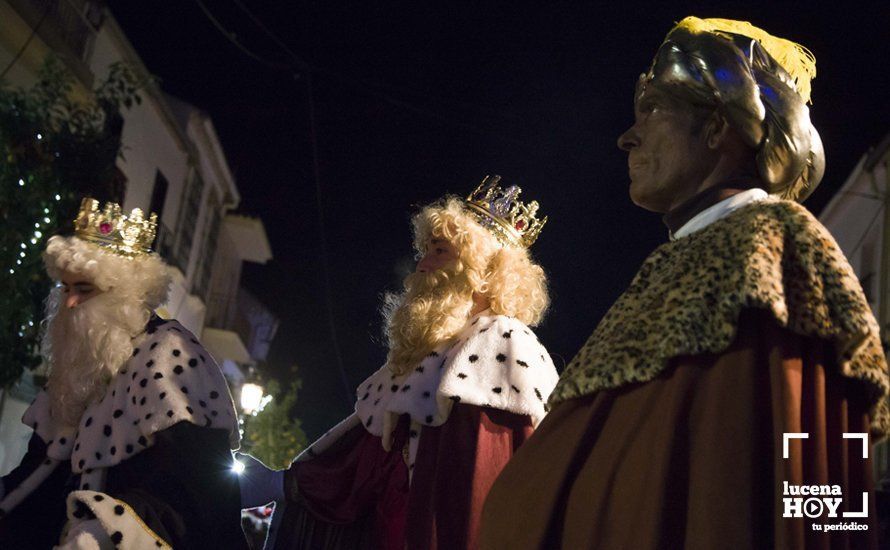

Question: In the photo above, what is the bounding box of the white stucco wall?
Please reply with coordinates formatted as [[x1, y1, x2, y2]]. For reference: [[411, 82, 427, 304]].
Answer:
[[0, 390, 33, 476], [87, 25, 190, 234]]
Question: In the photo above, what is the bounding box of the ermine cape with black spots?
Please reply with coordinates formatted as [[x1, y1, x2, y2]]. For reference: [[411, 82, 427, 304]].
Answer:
[[266, 311, 559, 550], [480, 197, 889, 549], [0, 316, 249, 550]]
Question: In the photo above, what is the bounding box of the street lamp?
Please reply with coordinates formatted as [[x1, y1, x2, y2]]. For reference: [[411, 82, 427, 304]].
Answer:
[[241, 383, 264, 415]]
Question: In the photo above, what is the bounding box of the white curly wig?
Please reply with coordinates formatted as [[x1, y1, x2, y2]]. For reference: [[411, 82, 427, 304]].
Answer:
[[40, 235, 172, 426], [43, 235, 171, 309]]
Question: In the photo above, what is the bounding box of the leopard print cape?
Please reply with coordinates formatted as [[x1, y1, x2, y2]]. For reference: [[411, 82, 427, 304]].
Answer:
[[549, 198, 890, 437]]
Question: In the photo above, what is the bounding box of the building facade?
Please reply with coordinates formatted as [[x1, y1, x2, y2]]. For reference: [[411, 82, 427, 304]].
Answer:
[[819, 131, 890, 488], [0, 0, 276, 473]]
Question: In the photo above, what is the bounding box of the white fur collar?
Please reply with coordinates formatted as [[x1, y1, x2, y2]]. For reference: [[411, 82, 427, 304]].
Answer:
[[354, 312, 558, 448], [23, 318, 239, 474]]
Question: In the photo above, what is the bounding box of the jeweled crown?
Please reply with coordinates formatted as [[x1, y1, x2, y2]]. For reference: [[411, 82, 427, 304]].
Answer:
[[74, 197, 157, 257], [465, 175, 546, 248]]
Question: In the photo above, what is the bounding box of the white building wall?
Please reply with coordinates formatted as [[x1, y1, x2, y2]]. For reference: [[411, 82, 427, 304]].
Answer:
[[87, 21, 190, 257], [0, 390, 32, 474], [819, 133, 890, 487], [821, 145, 890, 322], [88, 24, 190, 237], [0, 3, 256, 471]]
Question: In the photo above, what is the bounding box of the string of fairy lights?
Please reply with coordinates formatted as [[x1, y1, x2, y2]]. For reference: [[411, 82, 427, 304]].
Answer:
[[8, 157, 63, 339], [3, 117, 74, 356], [1, 44, 141, 387]]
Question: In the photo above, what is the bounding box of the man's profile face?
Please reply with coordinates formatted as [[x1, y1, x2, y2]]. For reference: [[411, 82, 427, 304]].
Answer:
[[617, 82, 712, 213], [59, 270, 102, 309], [416, 237, 458, 274]]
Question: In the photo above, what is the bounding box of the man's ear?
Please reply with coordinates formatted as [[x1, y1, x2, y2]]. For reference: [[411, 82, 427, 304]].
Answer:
[[703, 111, 732, 150]]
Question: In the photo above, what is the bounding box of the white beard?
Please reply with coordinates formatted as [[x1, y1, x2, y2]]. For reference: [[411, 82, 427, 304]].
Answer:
[[42, 288, 149, 427]]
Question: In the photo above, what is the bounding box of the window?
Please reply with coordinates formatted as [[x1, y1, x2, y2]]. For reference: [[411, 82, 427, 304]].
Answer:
[[193, 195, 221, 301], [172, 170, 204, 273], [107, 165, 127, 205], [149, 170, 168, 220], [149, 170, 173, 258]]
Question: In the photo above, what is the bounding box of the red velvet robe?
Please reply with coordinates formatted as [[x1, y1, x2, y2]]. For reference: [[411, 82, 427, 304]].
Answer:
[[269, 403, 534, 550]]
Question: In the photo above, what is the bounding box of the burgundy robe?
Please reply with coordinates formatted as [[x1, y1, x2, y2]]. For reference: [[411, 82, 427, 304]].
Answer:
[[271, 403, 534, 550]]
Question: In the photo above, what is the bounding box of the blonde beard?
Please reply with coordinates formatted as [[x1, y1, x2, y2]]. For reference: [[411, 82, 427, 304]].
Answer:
[[383, 265, 475, 376], [42, 288, 149, 427]]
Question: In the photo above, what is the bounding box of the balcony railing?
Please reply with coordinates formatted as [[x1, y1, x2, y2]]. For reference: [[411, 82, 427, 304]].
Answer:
[[204, 289, 279, 363], [23, 0, 95, 60]]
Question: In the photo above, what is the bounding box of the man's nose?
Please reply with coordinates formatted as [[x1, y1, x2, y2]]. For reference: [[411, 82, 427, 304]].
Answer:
[[65, 294, 80, 309], [617, 125, 640, 151], [417, 255, 434, 273]]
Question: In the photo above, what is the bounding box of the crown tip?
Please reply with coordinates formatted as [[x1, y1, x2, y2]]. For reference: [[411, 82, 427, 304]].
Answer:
[[73, 197, 158, 258], [465, 175, 545, 248]]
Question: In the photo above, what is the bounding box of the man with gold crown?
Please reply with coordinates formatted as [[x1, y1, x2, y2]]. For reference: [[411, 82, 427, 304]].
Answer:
[[237, 176, 559, 549], [0, 198, 248, 549], [481, 17, 889, 549]]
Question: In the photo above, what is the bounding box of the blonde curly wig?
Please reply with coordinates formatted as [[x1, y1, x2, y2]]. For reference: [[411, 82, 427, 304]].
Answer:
[[383, 197, 549, 374]]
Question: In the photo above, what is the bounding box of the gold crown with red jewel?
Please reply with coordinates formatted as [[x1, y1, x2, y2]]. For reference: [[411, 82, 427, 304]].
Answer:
[[74, 197, 157, 257], [464, 175, 547, 248]]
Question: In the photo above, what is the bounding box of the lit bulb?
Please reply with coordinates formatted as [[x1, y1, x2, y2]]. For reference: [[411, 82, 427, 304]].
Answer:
[[19, 252, 25, 258], [55, 194, 60, 200], [18, 179, 24, 187], [232, 460, 245, 474], [34, 231, 42, 238], [30, 238, 37, 245], [43, 217, 51, 223], [240, 383, 264, 414], [36, 133, 42, 140], [20, 243, 26, 249], [44, 208, 50, 214]]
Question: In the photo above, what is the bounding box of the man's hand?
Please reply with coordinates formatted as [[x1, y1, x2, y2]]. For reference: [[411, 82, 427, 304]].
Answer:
[[234, 453, 285, 509], [55, 519, 114, 549]]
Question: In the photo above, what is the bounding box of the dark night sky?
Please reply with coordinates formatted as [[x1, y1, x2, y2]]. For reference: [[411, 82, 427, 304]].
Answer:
[[113, 2, 890, 439]]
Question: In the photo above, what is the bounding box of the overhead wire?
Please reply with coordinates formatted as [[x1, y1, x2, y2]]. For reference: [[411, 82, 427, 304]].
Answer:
[[193, 0, 587, 407], [229, 0, 309, 70], [194, 0, 356, 406], [230, 0, 517, 124], [227, 0, 549, 149], [194, 0, 292, 73]]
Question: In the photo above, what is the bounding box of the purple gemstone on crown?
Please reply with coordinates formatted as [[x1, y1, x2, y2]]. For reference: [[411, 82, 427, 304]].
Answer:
[[490, 186, 519, 217], [99, 222, 112, 235]]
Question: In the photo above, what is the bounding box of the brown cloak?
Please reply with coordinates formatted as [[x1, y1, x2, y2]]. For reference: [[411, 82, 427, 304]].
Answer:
[[481, 200, 888, 549]]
